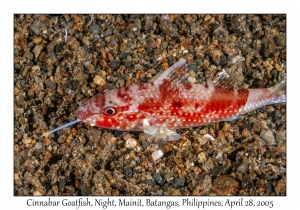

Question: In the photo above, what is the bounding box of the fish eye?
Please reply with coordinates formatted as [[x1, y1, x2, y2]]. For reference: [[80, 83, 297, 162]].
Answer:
[[103, 107, 117, 116]]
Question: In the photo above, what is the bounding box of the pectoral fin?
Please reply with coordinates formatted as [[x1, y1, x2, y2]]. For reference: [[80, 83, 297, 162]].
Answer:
[[158, 129, 181, 141], [142, 119, 181, 142], [143, 119, 159, 142]]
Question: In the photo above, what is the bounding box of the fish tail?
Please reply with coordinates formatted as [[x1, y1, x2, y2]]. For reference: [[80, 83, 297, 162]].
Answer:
[[269, 78, 286, 104]]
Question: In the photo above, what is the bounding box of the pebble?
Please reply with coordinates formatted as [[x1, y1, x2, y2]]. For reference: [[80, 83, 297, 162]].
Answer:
[[119, 52, 129, 60], [93, 75, 107, 87], [34, 142, 44, 152], [153, 189, 164, 196], [222, 122, 232, 132], [109, 60, 121, 70], [44, 151, 52, 163], [260, 130, 276, 146], [124, 166, 133, 178], [33, 45, 43, 59], [184, 15, 192, 23], [275, 177, 286, 195], [123, 134, 132, 140], [212, 50, 222, 65], [43, 137, 51, 146], [164, 172, 174, 183], [173, 177, 185, 189], [144, 179, 156, 187], [276, 142, 286, 155], [47, 38, 62, 53], [275, 63, 283, 71], [87, 128, 101, 143], [52, 185, 58, 195], [195, 135, 208, 145], [237, 163, 248, 174], [82, 37, 90, 46], [204, 15, 212, 22], [215, 152, 223, 163], [265, 181, 273, 193], [188, 64, 197, 71], [153, 173, 165, 186], [198, 152, 207, 163], [30, 20, 41, 35], [141, 140, 149, 148], [276, 130, 286, 144], [32, 65, 40, 72], [57, 135, 66, 144], [89, 25, 100, 34], [242, 128, 251, 137], [33, 37, 42, 45], [263, 61, 273, 71], [33, 190, 43, 196], [46, 81, 57, 90], [22, 134, 32, 145], [275, 34, 286, 47], [59, 178, 66, 193], [86, 64, 94, 74], [190, 23, 198, 36], [162, 143, 173, 153], [81, 183, 92, 196], [159, 19, 179, 37]]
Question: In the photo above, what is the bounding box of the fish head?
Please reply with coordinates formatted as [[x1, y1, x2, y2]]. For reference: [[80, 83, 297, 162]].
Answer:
[[75, 87, 137, 130], [75, 92, 106, 126]]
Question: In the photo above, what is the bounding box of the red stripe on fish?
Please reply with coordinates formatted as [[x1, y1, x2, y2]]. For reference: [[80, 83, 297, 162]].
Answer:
[[201, 87, 249, 116]]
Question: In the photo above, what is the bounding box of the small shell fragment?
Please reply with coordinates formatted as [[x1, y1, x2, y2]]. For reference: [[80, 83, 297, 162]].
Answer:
[[198, 152, 207, 163], [68, 89, 76, 95], [204, 134, 215, 141], [152, 150, 163, 161], [22, 134, 32, 145], [125, 138, 137, 149], [188, 77, 196, 83]]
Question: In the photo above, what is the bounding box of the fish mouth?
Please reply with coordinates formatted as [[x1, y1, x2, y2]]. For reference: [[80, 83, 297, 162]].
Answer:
[[85, 115, 102, 126]]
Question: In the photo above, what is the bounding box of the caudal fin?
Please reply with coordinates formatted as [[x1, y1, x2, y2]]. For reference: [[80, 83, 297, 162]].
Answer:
[[270, 79, 286, 104]]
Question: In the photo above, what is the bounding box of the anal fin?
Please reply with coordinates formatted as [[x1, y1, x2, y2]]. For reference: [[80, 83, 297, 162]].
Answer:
[[222, 116, 239, 122]]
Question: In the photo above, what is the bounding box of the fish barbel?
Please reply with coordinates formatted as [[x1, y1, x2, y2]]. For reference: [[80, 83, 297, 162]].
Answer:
[[40, 59, 286, 141]]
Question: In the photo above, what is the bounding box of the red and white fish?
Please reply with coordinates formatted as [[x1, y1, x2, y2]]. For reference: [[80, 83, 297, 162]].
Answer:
[[40, 59, 286, 141]]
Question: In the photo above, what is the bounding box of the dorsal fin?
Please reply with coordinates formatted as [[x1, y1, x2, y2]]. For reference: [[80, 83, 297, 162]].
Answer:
[[153, 59, 189, 85]]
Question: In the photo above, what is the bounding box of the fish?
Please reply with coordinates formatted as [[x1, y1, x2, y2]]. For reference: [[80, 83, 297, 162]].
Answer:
[[40, 59, 286, 141]]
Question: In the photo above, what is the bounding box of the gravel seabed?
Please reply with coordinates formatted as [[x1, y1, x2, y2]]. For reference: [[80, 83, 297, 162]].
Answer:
[[14, 14, 286, 196]]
